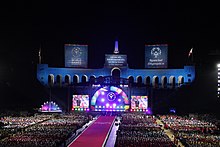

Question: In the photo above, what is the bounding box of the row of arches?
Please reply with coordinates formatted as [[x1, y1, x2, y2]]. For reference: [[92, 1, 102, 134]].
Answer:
[[48, 74, 184, 88], [128, 75, 184, 88], [48, 74, 92, 87]]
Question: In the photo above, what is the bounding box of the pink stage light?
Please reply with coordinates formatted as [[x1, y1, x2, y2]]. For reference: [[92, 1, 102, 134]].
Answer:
[[101, 98, 105, 102]]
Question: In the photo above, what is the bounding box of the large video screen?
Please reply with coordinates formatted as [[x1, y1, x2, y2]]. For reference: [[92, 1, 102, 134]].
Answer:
[[65, 44, 88, 68], [131, 96, 148, 110], [72, 95, 89, 110], [145, 44, 168, 68], [105, 54, 127, 67], [91, 86, 130, 111]]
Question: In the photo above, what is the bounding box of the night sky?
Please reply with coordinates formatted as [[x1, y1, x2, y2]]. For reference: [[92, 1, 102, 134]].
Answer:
[[0, 1, 219, 112]]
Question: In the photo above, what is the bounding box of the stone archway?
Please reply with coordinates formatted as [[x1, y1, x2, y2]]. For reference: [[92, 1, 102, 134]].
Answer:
[[111, 67, 121, 79]]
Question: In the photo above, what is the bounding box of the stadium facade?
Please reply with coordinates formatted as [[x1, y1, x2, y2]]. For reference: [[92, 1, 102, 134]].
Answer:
[[37, 41, 195, 114]]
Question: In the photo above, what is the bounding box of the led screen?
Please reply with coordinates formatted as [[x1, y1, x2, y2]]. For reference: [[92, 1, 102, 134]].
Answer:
[[72, 95, 89, 110], [65, 44, 88, 68], [91, 86, 129, 111], [145, 44, 168, 68], [131, 96, 148, 110], [105, 54, 127, 67]]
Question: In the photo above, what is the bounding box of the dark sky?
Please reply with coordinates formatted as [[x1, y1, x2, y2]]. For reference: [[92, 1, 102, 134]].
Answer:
[[0, 1, 219, 111]]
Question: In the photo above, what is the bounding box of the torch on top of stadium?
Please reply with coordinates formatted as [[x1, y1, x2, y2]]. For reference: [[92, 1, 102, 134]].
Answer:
[[188, 47, 193, 57], [114, 40, 119, 54]]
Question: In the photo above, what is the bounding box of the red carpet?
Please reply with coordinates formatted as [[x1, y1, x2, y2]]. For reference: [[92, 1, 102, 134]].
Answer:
[[68, 116, 115, 147]]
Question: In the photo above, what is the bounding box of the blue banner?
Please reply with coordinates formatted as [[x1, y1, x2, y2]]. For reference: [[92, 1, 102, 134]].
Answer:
[[65, 44, 88, 68], [145, 44, 168, 68]]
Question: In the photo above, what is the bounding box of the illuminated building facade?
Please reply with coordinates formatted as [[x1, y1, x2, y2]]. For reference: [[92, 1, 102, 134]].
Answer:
[[37, 42, 195, 113]]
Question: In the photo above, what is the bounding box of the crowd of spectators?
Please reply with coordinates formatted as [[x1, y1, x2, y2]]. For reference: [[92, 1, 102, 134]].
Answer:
[[0, 115, 50, 129], [159, 114, 220, 147], [0, 115, 50, 140], [1, 112, 220, 147], [0, 113, 90, 147], [115, 113, 175, 147]]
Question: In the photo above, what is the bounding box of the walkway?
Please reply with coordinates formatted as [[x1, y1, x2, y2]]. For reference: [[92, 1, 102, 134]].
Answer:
[[68, 116, 115, 147], [156, 119, 184, 147], [105, 116, 120, 147]]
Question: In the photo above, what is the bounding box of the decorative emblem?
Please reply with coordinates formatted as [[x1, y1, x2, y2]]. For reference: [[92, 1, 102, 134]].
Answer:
[[151, 47, 161, 58], [107, 92, 116, 101], [72, 47, 82, 57]]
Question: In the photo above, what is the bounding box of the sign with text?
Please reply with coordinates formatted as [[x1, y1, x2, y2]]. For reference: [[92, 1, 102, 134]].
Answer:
[[65, 44, 88, 68], [145, 44, 168, 68], [105, 54, 127, 67]]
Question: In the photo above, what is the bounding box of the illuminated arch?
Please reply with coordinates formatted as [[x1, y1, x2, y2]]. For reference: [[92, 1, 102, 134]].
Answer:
[[161, 76, 167, 88], [128, 76, 134, 84], [56, 74, 62, 87], [90, 75, 96, 79], [82, 75, 88, 83], [65, 74, 71, 85], [145, 76, 150, 85], [169, 76, 176, 88], [48, 74, 54, 87], [73, 75, 79, 84], [136, 76, 142, 84], [178, 76, 184, 86], [111, 67, 121, 77], [153, 76, 159, 88]]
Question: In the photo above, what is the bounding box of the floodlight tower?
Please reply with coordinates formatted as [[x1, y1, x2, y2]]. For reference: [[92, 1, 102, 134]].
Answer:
[[217, 64, 220, 98], [39, 45, 42, 64]]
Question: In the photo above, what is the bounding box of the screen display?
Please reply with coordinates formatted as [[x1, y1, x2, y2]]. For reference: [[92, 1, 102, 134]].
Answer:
[[131, 96, 148, 110], [72, 95, 89, 109], [145, 44, 168, 68], [105, 54, 127, 67], [91, 86, 130, 111], [65, 44, 88, 68]]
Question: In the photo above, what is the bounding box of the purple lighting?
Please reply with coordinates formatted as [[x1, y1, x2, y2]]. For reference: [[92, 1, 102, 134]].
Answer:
[[145, 108, 152, 115], [39, 101, 62, 112], [114, 40, 119, 54], [91, 86, 130, 111]]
